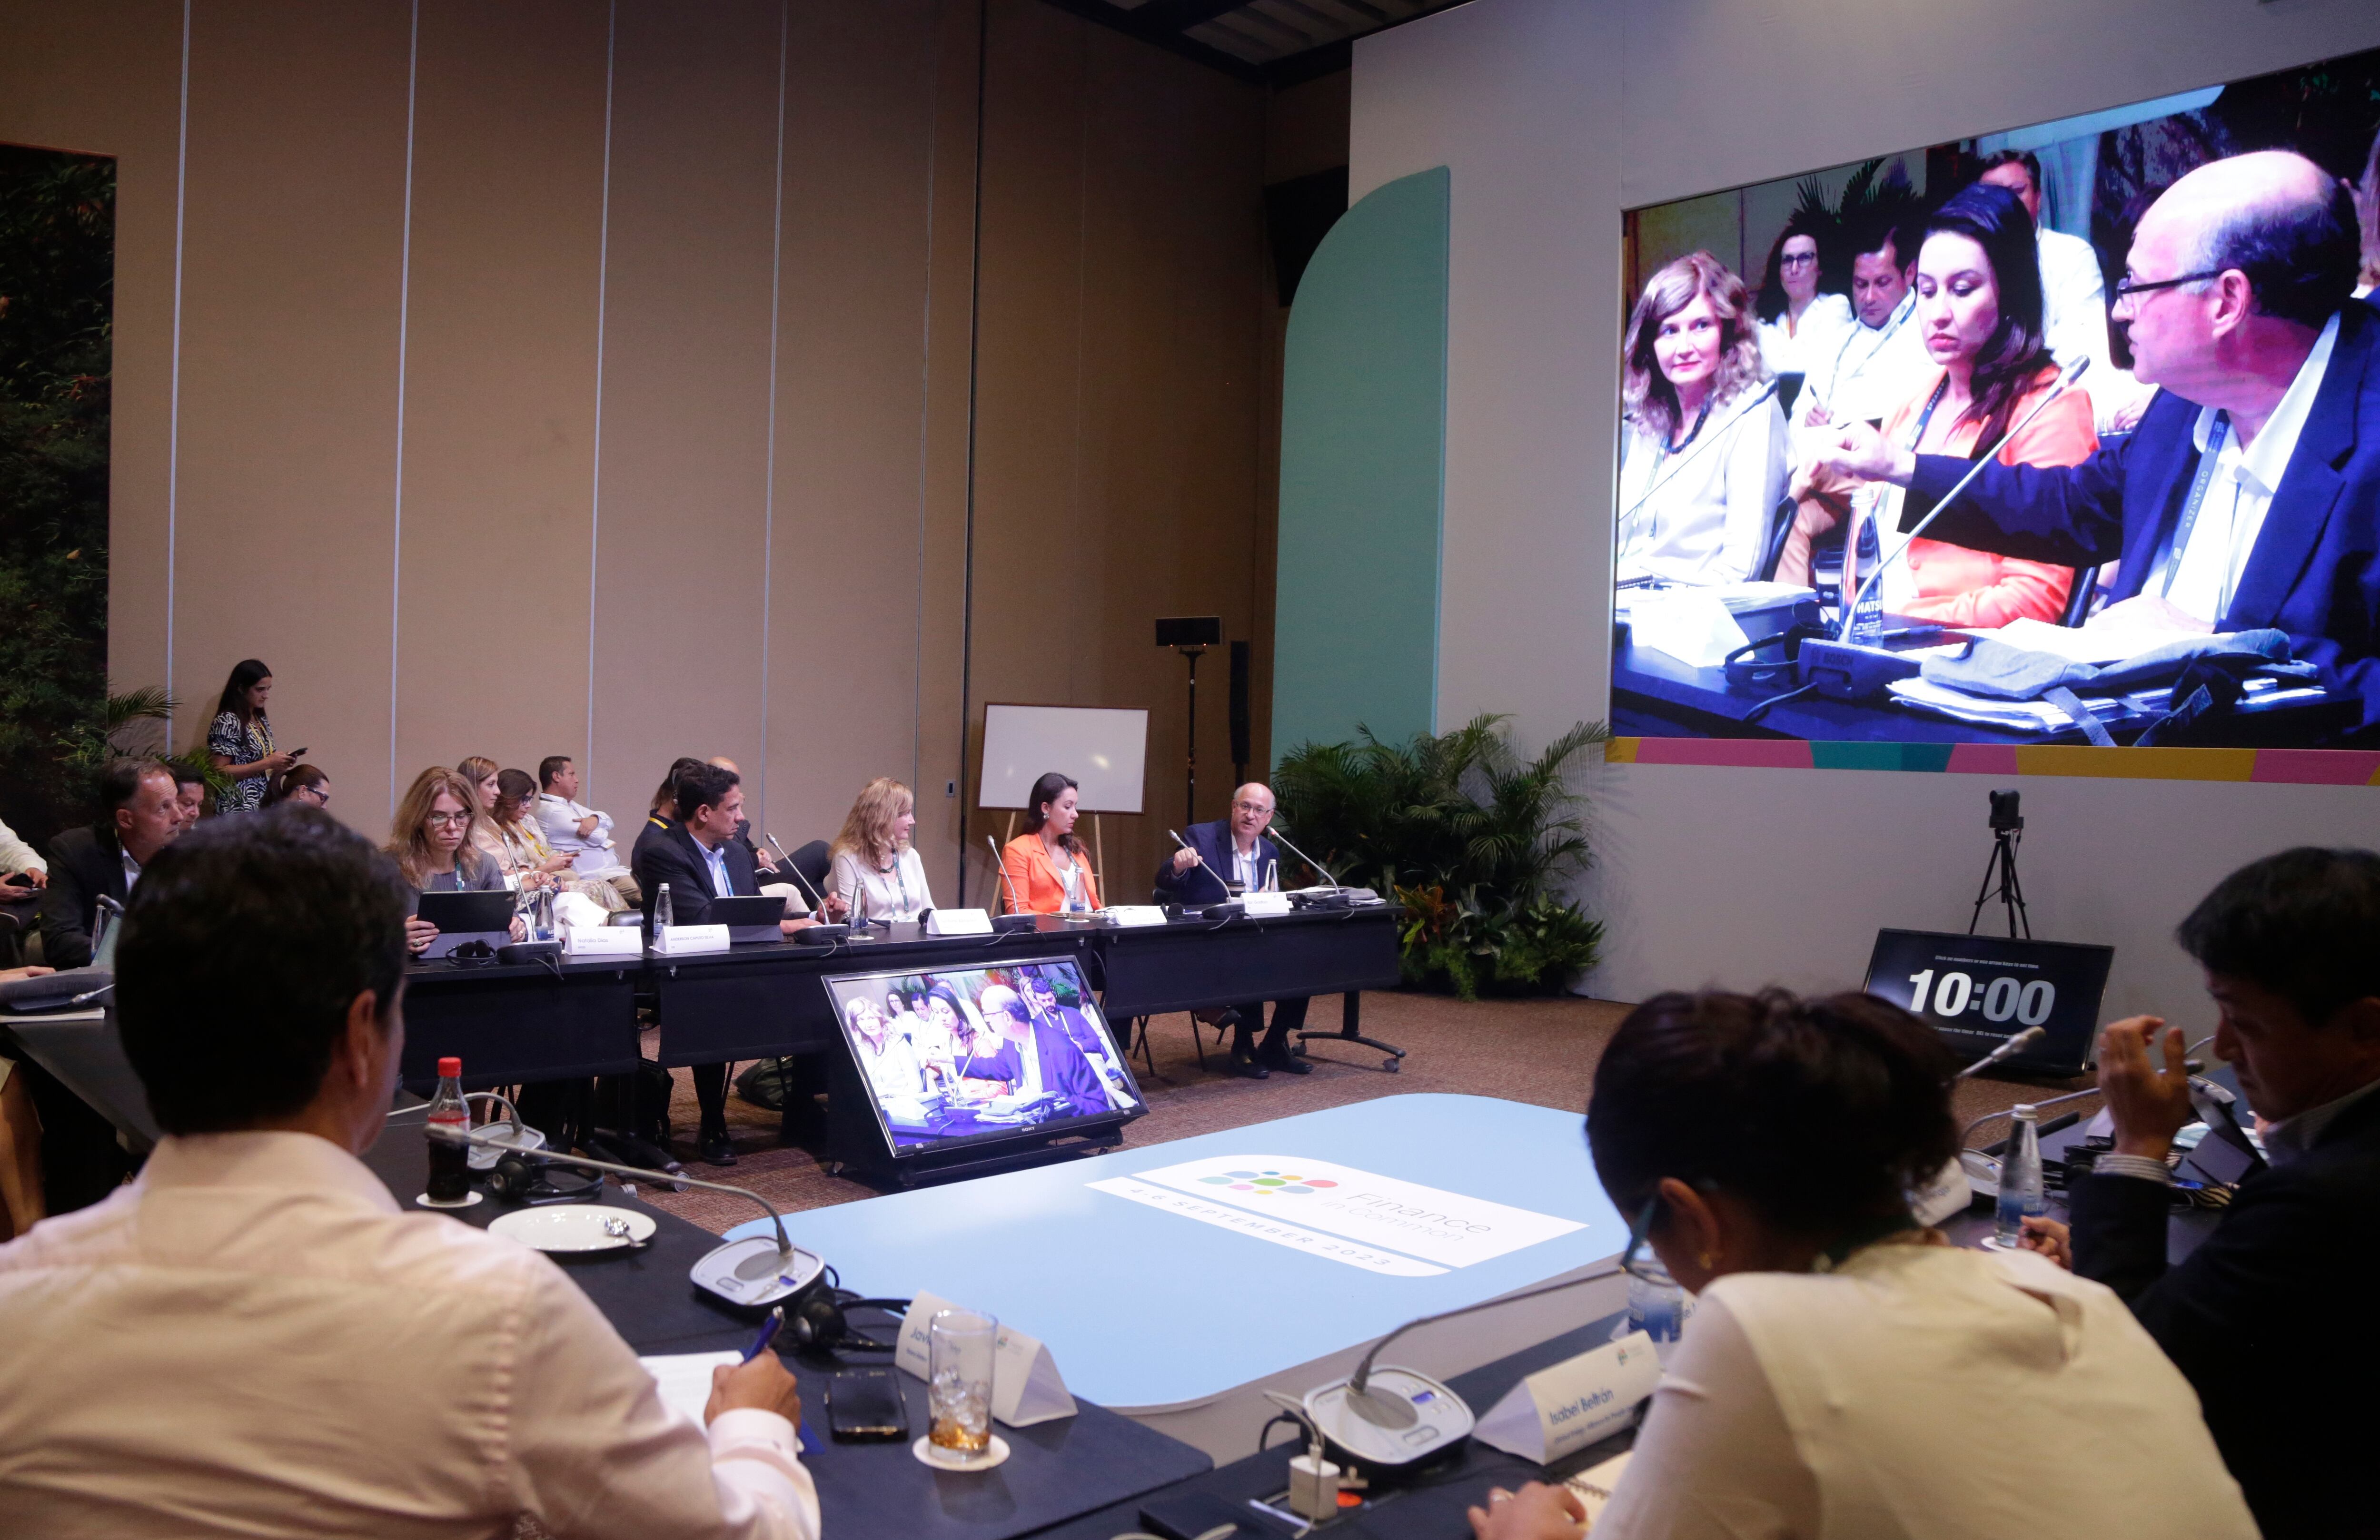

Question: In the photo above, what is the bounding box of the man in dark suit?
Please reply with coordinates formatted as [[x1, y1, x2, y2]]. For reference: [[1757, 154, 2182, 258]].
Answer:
[[2021, 848, 2380, 1538], [1815, 152, 2380, 737], [959, 985, 1110, 1121], [1151, 782, 1311, 1078], [630, 762, 813, 1165], [40, 758, 182, 970]]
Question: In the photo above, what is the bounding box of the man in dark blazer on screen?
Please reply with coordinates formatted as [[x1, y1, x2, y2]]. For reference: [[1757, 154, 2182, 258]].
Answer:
[[2019, 847, 2380, 1538], [1152, 782, 1311, 1079], [632, 762, 814, 1165], [1815, 152, 2380, 738]]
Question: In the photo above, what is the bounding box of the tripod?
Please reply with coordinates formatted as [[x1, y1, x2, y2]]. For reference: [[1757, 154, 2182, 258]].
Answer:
[[1968, 826, 2032, 938]]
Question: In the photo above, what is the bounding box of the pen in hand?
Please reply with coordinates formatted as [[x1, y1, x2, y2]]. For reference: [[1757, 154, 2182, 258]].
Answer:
[[742, 1305, 786, 1363]]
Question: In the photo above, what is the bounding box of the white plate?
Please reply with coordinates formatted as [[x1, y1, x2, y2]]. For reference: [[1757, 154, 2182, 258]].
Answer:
[[912, 1433, 1010, 1472], [488, 1204, 655, 1253]]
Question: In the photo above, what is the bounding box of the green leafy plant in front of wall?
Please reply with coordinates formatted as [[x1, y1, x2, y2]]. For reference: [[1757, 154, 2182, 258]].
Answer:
[[1272, 713, 1609, 1000], [55, 685, 233, 806]]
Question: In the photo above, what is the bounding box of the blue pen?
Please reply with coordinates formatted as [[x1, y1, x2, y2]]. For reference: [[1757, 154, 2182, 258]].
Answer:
[[741, 1305, 785, 1364]]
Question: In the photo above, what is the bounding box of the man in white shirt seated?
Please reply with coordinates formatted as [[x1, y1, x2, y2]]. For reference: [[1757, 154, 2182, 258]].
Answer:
[[536, 754, 640, 904], [0, 807, 817, 1539], [1974, 150, 2157, 431], [0, 814, 46, 890], [1795, 210, 1931, 432]]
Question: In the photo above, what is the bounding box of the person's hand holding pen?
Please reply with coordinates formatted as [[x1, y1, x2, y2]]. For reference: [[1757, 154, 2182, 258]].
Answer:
[[706, 1306, 804, 1427]]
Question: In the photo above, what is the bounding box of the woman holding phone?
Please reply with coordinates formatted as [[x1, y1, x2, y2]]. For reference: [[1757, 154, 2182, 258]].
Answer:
[[206, 660, 295, 815]]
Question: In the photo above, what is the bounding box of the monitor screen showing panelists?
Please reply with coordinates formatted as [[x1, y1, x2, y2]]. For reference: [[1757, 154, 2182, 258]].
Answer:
[[824, 957, 1146, 1156]]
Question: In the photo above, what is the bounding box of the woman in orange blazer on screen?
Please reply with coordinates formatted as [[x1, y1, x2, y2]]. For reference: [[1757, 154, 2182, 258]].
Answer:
[[1000, 772, 1101, 915], [1780, 181, 2097, 628]]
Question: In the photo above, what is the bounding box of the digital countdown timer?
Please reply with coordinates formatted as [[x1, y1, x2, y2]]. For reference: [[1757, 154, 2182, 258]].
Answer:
[[1863, 930, 2115, 1076]]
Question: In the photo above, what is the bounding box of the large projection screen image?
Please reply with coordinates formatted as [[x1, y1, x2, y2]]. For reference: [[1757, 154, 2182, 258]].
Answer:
[[1610, 48, 2380, 750]]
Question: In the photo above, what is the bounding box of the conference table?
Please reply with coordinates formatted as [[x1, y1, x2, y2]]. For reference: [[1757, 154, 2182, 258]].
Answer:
[[359, 1112, 1215, 1540]]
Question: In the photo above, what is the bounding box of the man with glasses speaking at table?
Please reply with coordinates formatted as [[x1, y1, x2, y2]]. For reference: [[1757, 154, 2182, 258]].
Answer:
[[1812, 150, 2380, 736]]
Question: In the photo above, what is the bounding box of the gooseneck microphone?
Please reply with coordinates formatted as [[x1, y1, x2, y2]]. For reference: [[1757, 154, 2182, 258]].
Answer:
[[764, 833, 827, 912], [432, 1123, 824, 1305], [987, 836, 1025, 914], [1954, 1025, 2048, 1079], [1166, 829, 1234, 901], [1836, 356, 2091, 639], [1263, 818, 1343, 892]]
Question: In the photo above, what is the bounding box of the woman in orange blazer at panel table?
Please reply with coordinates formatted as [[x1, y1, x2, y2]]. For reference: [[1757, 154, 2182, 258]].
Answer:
[[1780, 182, 2097, 628], [1000, 771, 1101, 915]]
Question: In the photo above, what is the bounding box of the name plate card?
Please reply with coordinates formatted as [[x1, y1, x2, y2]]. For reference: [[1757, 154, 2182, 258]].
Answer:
[[655, 924, 730, 957], [895, 1290, 1077, 1428], [1241, 892, 1294, 918], [925, 908, 993, 936], [1473, 1331, 1660, 1464], [1103, 906, 1168, 928], [561, 926, 642, 959]]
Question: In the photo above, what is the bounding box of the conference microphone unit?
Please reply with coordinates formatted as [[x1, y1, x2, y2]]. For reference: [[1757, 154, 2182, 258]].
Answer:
[[433, 1123, 827, 1308], [1265, 818, 1374, 908], [1301, 1260, 1627, 1478], [983, 837, 1043, 932], [1954, 1025, 2047, 1078]]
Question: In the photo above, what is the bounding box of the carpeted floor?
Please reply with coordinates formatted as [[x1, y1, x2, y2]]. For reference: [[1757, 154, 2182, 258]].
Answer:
[[633, 991, 2089, 1234]]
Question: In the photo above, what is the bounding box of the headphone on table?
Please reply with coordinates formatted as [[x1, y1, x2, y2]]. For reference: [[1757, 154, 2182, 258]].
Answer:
[[785, 1282, 913, 1354]]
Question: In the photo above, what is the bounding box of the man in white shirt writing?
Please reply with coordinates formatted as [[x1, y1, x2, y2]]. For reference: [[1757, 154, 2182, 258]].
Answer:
[[0, 807, 816, 1539]]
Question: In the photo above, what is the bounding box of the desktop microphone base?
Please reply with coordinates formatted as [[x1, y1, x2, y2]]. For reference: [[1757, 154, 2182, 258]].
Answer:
[[690, 1235, 828, 1308], [1302, 1366, 1474, 1479]]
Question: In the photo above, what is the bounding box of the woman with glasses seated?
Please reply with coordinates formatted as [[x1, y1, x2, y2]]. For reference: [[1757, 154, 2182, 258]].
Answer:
[[1468, 987, 2256, 1540], [1778, 183, 2096, 628], [387, 767, 518, 956], [1753, 213, 1852, 385], [270, 764, 330, 810]]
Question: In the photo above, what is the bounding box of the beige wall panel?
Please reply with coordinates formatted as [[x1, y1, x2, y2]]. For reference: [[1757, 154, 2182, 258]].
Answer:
[[590, 0, 782, 818], [912, 0, 988, 906], [0, 0, 212, 742], [966, 0, 1266, 905], [169, 1, 410, 819], [394, 0, 609, 809], [764, 0, 949, 864]]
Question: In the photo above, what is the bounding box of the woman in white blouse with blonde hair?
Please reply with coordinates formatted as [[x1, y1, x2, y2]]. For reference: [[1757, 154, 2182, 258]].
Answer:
[[1616, 251, 1788, 587], [825, 778, 933, 924], [1469, 987, 2256, 1540]]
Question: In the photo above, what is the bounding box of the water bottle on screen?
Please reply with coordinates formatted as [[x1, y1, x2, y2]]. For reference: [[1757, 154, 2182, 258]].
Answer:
[[1994, 1103, 2045, 1246], [1843, 501, 1886, 645], [654, 881, 674, 933], [424, 1056, 471, 1204], [1627, 1251, 1695, 1362]]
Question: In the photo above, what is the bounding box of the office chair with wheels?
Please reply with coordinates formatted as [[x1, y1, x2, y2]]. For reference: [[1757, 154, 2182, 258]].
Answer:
[[789, 840, 833, 906]]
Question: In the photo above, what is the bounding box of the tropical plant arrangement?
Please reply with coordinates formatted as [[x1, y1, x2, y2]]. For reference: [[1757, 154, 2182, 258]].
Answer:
[[56, 686, 231, 809], [1272, 713, 1610, 1000]]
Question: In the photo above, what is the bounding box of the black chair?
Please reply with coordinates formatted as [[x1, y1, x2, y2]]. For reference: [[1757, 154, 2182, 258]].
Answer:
[[1756, 493, 1800, 582], [789, 840, 833, 908]]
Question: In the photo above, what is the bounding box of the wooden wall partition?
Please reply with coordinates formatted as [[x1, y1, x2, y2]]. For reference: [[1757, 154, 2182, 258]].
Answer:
[[0, 0, 1271, 907]]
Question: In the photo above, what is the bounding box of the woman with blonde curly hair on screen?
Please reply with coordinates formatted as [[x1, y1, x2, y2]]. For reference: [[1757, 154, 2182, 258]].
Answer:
[[1616, 250, 1789, 587]]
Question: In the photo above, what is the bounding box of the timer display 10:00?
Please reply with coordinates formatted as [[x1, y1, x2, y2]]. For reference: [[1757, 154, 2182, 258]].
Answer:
[[1905, 969, 2056, 1027]]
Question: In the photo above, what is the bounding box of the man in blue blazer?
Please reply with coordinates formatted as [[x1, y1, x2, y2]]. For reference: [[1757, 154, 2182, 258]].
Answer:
[[961, 985, 1111, 1121], [1816, 152, 2380, 739], [1151, 783, 1311, 1078]]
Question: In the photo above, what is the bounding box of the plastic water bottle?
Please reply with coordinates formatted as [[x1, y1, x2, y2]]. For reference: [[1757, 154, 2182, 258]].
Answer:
[[1844, 501, 1887, 645], [424, 1056, 471, 1204], [1994, 1103, 2045, 1246], [654, 881, 674, 932], [1627, 1252, 1695, 1361]]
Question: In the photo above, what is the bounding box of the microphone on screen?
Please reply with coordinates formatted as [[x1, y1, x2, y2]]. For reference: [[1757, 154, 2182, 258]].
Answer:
[[1616, 378, 1782, 530], [1954, 1026, 2047, 1079], [1836, 356, 2092, 641]]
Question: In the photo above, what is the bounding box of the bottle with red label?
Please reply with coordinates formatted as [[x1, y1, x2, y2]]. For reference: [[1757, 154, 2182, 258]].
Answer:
[[425, 1056, 471, 1204]]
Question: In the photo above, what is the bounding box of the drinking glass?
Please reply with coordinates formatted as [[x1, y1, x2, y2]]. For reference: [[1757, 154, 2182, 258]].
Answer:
[[927, 1308, 997, 1460]]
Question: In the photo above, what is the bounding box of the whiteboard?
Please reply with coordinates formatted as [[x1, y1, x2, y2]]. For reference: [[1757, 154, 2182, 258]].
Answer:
[[980, 704, 1148, 813]]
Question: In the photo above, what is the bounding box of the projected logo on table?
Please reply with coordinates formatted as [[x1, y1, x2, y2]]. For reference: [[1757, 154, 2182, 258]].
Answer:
[[1200, 1169, 1339, 1194], [1091, 1155, 1583, 1275]]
